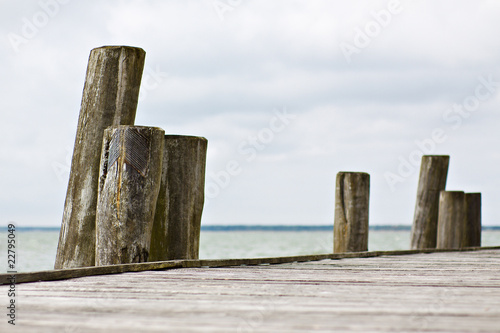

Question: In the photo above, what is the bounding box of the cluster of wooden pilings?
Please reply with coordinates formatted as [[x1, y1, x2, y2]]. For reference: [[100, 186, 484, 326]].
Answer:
[[55, 46, 207, 269], [410, 155, 481, 250], [333, 155, 482, 253], [56, 46, 483, 268]]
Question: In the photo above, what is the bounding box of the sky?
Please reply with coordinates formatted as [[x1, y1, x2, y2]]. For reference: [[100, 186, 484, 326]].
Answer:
[[1, 0, 500, 227]]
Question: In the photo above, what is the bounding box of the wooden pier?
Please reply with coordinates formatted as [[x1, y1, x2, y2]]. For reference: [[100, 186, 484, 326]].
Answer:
[[1, 247, 500, 332]]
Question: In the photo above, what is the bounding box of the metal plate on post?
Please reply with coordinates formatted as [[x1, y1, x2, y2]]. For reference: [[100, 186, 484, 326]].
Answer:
[[108, 130, 121, 169], [107, 128, 150, 177], [124, 129, 149, 177]]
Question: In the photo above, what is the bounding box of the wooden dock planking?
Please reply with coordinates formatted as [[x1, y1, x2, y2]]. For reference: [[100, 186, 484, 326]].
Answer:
[[3, 247, 499, 285], [1, 249, 500, 332]]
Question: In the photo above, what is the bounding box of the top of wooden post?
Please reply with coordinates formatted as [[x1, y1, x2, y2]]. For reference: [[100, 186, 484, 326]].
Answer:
[[337, 171, 370, 176], [92, 45, 146, 51], [164, 135, 208, 141], [418, 155, 450, 191]]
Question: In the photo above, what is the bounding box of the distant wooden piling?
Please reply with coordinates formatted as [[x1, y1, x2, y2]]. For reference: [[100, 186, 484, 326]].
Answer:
[[149, 135, 208, 261], [55, 46, 145, 269], [334, 172, 370, 253], [410, 155, 450, 250], [95, 126, 164, 266], [463, 193, 481, 247], [436, 191, 465, 249]]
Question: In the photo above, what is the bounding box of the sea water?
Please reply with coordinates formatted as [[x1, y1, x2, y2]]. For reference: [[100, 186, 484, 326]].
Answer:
[[1, 229, 499, 273]]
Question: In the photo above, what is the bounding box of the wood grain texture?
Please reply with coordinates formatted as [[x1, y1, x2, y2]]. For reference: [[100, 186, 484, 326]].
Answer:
[[464, 193, 481, 247], [55, 46, 146, 269], [437, 191, 466, 249], [410, 155, 450, 250], [3, 247, 500, 285], [1, 249, 500, 332], [334, 172, 370, 253], [96, 126, 165, 265], [150, 135, 207, 261]]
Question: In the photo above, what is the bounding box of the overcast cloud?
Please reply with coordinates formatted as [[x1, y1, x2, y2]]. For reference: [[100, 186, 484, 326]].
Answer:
[[1, 0, 500, 227]]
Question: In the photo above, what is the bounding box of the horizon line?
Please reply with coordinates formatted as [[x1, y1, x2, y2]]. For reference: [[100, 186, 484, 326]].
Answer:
[[2, 225, 500, 231]]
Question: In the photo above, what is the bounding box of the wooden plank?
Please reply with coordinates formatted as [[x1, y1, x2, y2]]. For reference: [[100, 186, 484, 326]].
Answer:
[[1, 249, 499, 333], [2, 246, 500, 285]]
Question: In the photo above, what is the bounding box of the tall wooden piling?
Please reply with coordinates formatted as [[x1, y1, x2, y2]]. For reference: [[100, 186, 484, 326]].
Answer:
[[334, 172, 370, 253], [463, 193, 481, 247], [149, 135, 208, 261], [436, 191, 466, 249], [55, 46, 146, 269], [410, 155, 450, 250], [95, 126, 164, 266]]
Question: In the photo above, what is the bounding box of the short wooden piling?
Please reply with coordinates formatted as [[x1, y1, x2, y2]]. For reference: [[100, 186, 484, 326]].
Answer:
[[149, 135, 208, 261], [334, 172, 370, 253], [95, 126, 164, 266], [55, 46, 146, 269], [410, 155, 450, 250], [436, 191, 466, 249], [463, 193, 481, 247]]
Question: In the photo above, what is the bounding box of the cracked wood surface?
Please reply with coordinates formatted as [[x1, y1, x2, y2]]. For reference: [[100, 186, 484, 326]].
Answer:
[[1, 248, 499, 332]]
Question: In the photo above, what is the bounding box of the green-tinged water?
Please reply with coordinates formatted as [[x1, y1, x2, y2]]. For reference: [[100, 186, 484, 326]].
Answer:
[[1, 230, 499, 273]]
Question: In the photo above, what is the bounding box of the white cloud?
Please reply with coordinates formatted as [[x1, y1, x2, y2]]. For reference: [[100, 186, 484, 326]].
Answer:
[[1, 0, 499, 227]]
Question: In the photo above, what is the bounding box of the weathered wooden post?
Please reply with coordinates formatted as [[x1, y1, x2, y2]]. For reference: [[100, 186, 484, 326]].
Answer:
[[149, 135, 208, 261], [410, 155, 450, 250], [55, 46, 145, 269], [95, 126, 164, 266], [334, 172, 370, 253], [463, 193, 481, 247], [436, 191, 466, 249]]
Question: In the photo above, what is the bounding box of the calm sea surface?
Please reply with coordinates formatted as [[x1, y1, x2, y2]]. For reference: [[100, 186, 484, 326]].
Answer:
[[1, 230, 499, 273]]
